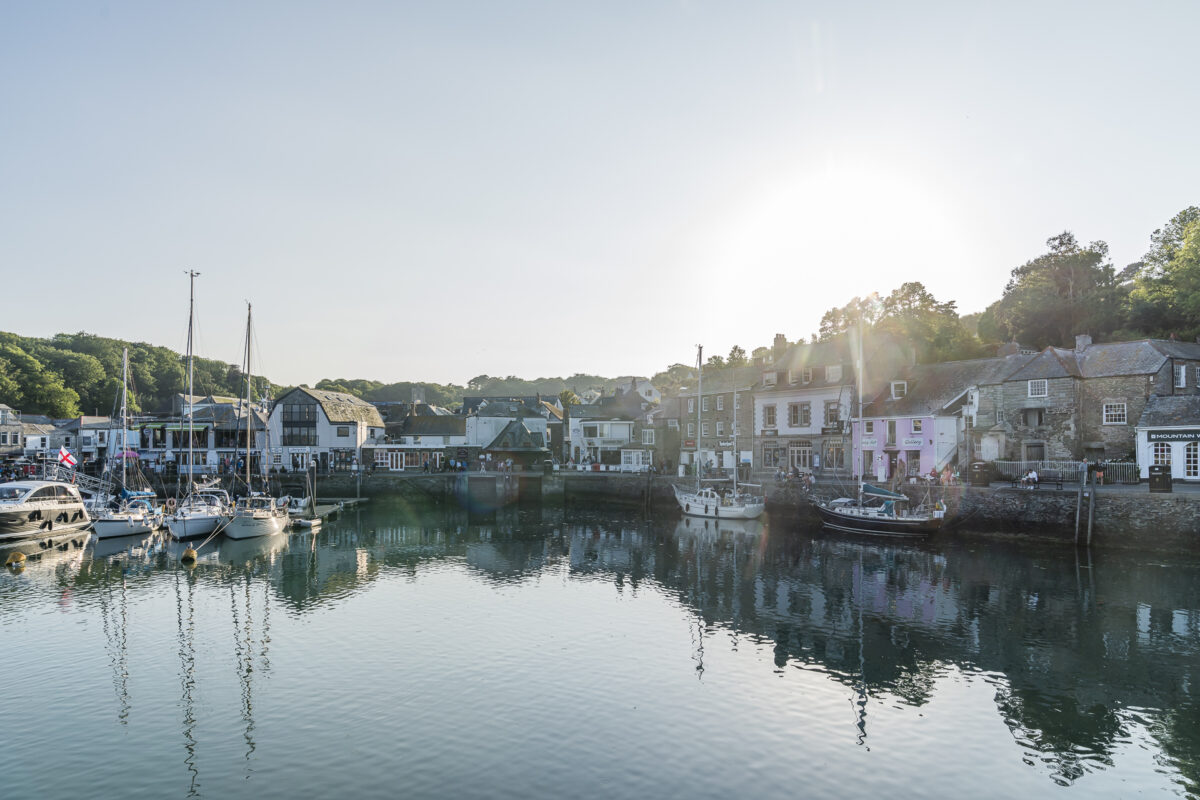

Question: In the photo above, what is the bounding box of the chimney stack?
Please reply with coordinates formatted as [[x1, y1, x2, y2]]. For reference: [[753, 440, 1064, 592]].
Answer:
[[1075, 334, 1092, 351], [997, 342, 1018, 357], [773, 333, 787, 361]]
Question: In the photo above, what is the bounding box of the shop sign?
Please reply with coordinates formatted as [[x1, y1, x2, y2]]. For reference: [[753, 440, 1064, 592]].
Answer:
[[718, 440, 733, 447], [860, 437, 877, 447], [1148, 429, 1200, 442], [902, 437, 924, 447], [684, 439, 696, 448]]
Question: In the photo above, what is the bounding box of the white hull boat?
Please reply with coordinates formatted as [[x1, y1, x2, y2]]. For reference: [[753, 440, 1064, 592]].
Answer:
[[673, 484, 764, 519], [223, 497, 289, 539], [92, 502, 163, 538]]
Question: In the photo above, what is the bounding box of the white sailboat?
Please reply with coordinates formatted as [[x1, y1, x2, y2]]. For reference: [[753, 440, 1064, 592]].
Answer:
[[223, 303, 289, 539], [167, 271, 231, 539], [93, 349, 164, 538], [673, 345, 765, 520]]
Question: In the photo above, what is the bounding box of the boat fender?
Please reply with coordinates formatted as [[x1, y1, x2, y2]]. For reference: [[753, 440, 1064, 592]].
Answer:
[[685, 504, 690, 512], [167, 498, 177, 510], [704, 505, 709, 515]]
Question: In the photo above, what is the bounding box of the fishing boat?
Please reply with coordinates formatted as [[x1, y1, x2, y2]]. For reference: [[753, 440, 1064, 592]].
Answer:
[[810, 320, 941, 537], [223, 303, 289, 539], [93, 349, 164, 538], [673, 345, 765, 520], [167, 272, 231, 539], [0, 480, 92, 543]]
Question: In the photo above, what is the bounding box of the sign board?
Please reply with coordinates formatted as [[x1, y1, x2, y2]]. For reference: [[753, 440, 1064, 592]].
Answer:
[[718, 440, 733, 447], [860, 438, 878, 447], [684, 439, 696, 448], [902, 437, 924, 447], [1148, 429, 1200, 442]]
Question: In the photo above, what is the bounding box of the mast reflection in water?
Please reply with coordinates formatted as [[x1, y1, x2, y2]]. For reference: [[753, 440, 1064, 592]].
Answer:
[[1, 502, 1198, 799]]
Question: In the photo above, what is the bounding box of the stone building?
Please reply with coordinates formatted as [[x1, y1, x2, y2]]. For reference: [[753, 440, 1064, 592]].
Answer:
[[992, 335, 1200, 462], [0, 404, 22, 459], [671, 365, 758, 475]]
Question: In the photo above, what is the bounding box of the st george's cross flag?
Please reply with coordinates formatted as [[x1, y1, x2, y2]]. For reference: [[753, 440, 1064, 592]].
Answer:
[[58, 446, 77, 468]]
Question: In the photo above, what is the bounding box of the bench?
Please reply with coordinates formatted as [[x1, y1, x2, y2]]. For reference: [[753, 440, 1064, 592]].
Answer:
[[1009, 470, 1064, 490]]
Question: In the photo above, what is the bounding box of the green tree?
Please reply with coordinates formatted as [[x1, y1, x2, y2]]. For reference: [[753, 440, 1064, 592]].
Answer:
[[726, 345, 747, 366], [984, 232, 1124, 348], [1129, 214, 1200, 339]]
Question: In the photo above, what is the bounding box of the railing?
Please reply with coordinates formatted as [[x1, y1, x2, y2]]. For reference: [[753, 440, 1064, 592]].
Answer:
[[991, 460, 1141, 484]]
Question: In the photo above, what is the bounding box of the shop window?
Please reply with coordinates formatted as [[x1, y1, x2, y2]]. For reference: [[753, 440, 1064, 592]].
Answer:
[[1153, 442, 1172, 465], [1187, 442, 1198, 478]]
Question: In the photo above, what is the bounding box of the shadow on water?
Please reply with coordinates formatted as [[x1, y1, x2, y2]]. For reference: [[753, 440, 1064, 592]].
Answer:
[[5, 502, 1199, 795]]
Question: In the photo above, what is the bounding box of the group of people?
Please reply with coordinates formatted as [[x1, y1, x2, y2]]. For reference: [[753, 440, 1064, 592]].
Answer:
[[1019, 469, 1040, 488]]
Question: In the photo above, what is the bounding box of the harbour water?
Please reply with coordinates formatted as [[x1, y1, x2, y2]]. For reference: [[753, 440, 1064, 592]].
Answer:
[[2, 503, 1198, 799]]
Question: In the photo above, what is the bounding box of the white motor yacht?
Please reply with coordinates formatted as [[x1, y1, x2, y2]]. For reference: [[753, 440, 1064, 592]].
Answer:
[[0, 480, 92, 543]]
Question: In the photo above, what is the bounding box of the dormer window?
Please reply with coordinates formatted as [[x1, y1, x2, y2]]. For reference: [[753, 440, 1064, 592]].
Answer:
[[802, 367, 812, 384], [891, 381, 907, 399], [787, 369, 796, 385], [826, 365, 842, 383], [763, 372, 777, 387]]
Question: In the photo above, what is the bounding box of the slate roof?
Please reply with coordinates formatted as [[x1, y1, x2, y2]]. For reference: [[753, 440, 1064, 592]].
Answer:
[[394, 416, 466, 436], [1136, 395, 1200, 428], [461, 396, 549, 416], [484, 420, 549, 452], [281, 387, 385, 427], [675, 365, 759, 396], [1008, 339, 1200, 382], [863, 356, 1033, 417]]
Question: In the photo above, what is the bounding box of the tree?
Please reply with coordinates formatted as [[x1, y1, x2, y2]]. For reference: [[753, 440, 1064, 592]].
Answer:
[[985, 232, 1124, 348], [558, 389, 580, 407], [726, 345, 747, 366], [875, 282, 985, 363], [816, 294, 881, 341], [1129, 214, 1200, 339], [705, 354, 726, 370]]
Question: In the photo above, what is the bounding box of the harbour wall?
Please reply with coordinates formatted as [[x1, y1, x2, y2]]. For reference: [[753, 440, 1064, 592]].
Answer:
[[214, 472, 1199, 553]]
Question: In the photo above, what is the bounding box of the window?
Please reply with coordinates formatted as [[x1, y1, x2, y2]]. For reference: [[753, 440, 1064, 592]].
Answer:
[[1023, 408, 1045, 427], [283, 404, 317, 422], [763, 372, 777, 387], [337, 426, 350, 437], [272, 453, 283, 465], [0, 433, 6, 445], [825, 402, 840, 426], [886, 419, 897, 445], [826, 365, 842, 383], [702, 397, 709, 412], [688, 398, 695, 414], [1103, 403, 1127, 424], [1028, 380, 1048, 398], [641, 429, 655, 445], [789, 403, 811, 427], [687, 423, 695, 437], [717, 395, 724, 411], [668, 419, 679, 430], [716, 421, 724, 435], [1176, 365, 1187, 388], [912, 419, 923, 433], [802, 367, 813, 384], [787, 369, 796, 385], [865, 421, 874, 434], [764, 405, 776, 427], [891, 381, 907, 399], [1187, 442, 1198, 478], [701, 423, 709, 436], [375, 450, 389, 466], [734, 394, 741, 409], [1153, 442, 1172, 466]]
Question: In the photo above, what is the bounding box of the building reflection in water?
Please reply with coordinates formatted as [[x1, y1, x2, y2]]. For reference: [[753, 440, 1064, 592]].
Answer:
[[38, 504, 1200, 795]]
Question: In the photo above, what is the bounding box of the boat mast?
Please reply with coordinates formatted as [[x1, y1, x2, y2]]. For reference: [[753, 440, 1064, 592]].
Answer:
[[732, 383, 738, 495], [695, 345, 703, 492], [856, 311, 865, 502], [185, 270, 199, 493], [121, 347, 129, 492], [243, 303, 253, 493]]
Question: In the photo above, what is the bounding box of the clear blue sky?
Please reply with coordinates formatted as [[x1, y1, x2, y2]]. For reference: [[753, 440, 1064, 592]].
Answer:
[[2, 1, 1196, 386]]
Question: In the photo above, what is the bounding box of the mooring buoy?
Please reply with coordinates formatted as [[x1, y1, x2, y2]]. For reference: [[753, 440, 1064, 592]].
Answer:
[[181, 547, 197, 563], [6, 551, 27, 566]]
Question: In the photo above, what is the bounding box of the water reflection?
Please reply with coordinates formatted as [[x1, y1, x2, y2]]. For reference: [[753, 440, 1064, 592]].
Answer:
[[3, 507, 1198, 796]]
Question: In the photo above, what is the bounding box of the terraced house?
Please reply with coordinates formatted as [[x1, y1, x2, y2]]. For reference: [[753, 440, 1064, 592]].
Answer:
[[267, 387, 385, 472]]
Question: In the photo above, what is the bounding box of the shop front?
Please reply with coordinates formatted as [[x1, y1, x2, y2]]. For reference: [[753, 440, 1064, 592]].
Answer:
[[1136, 428, 1200, 481]]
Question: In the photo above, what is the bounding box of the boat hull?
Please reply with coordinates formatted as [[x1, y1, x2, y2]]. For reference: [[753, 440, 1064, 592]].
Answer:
[[673, 486, 765, 520], [811, 500, 941, 537], [223, 510, 289, 539], [166, 512, 225, 539], [93, 512, 162, 538], [0, 506, 92, 543]]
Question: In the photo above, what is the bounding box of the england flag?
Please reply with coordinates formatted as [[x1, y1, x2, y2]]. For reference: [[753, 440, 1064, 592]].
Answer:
[[58, 446, 77, 468]]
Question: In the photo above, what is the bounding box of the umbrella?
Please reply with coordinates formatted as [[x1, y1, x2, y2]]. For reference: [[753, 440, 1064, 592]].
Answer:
[[115, 450, 140, 459]]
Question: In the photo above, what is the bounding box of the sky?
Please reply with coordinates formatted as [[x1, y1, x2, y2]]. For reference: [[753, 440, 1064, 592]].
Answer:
[[2, 1, 1197, 387]]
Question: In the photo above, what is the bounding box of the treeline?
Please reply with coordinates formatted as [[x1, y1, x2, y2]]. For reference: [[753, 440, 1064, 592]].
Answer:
[[0, 331, 275, 418], [314, 373, 618, 408]]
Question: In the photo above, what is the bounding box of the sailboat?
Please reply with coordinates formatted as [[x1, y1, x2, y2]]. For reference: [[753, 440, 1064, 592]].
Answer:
[[291, 462, 322, 529], [93, 348, 164, 538], [673, 345, 765, 520], [222, 303, 290, 539], [810, 322, 943, 537], [167, 271, 232, 540]]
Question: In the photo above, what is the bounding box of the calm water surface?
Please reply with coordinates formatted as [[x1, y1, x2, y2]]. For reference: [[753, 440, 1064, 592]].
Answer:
[[2, 502, 1198, 799]]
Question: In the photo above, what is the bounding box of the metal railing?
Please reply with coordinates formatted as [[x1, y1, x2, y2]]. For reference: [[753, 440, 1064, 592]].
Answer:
[[991, 460, 1141, 484]]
